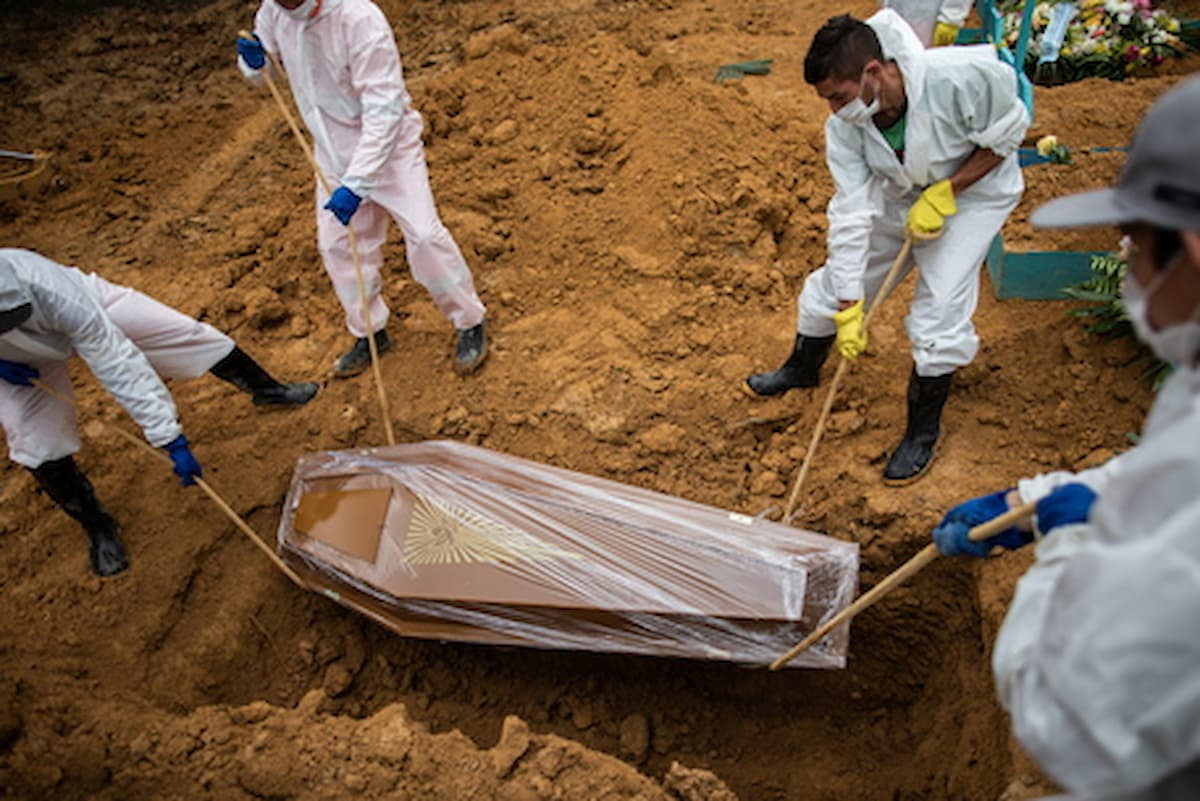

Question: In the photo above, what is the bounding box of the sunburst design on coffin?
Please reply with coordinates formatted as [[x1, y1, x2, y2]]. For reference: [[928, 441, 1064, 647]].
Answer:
[[404, 495, 578, 566]]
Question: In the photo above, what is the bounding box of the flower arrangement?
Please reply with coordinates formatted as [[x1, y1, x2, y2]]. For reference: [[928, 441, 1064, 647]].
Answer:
[[1036, 133, 1072, 163], [1001, 0, 1189, 84], [1061, 247, 1171, 388]]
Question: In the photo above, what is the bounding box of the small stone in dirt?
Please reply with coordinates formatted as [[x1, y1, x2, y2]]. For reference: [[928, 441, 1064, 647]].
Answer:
[[570, 701, 594, 730], [618, 713, 650, 761], [750, 470, 784, 497], [322, 663, 355, 698], [297, 688, 326, 716], [490, 715, 531, 777], [342, 772, 368, 792], [487, 119, 520, 145], [662, 761, 739, 801], [637, 422, 686, 454]]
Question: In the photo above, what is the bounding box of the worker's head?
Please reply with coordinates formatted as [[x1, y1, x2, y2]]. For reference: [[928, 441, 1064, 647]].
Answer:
[[274, 0, 320, 18], [804, 15, 885, 120], [1034, 76, 1200, 368], [0, 263, 31, 335]]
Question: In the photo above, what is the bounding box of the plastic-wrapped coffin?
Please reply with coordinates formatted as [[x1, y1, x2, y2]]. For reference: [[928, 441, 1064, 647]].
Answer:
[[277, 441, 860, 668]]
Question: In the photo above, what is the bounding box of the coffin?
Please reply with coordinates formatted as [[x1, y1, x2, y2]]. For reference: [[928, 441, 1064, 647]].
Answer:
[[277, 441, 859, 668]]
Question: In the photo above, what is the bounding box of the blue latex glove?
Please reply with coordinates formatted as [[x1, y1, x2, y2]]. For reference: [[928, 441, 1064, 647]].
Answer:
[[164, 434, 202, 487], [237, 33, 266, 70], [1035, 482, 1097, 536], [932, 490, 1032, 558], [0, 359, 39, 387], [323, 186, 362, 225]]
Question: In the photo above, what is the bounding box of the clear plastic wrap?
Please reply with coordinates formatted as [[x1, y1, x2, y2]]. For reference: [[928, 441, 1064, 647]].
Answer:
[[277, 441, 859, 668]]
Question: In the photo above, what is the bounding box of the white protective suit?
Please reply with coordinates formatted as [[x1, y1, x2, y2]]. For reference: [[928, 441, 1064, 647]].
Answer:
[[883, 0, 973, 46], [0, 249, 233, 467], [240, 0, 485, 338], [797, 9, 1028, 377], [993, 365, 1200, 800]]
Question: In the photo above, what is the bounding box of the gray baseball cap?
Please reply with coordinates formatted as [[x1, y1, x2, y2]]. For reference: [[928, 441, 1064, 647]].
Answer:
[[1032, 75, 1200, 231]]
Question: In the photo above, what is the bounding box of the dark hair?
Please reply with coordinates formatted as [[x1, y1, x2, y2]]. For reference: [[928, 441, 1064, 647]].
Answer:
[[804, 15, 883, 85], [1153, 226, 1184, 269]]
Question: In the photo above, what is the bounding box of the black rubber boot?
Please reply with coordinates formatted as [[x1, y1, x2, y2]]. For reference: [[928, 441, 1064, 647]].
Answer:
[[882, 370, 954, 486], [210, 346, 319, 406], [744, 334, 835, 397], [331, 330, 393, 379], [454, 321, 487, 375], [28, 456, 128, 577]]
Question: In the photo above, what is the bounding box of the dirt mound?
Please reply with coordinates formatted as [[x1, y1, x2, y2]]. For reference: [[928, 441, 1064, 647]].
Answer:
[[0, 0, 1194, 798], [0, 688, 738, 801]]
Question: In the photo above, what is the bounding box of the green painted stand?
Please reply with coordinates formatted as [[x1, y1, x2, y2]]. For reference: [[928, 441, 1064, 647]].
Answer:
[[985, 234, 1104, 300], [959, 0, 1036, 120]]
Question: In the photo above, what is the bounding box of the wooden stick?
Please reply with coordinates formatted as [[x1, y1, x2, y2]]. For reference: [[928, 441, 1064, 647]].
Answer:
[[241, 30, 396, 446], [783, 237, 914, 519], [32, 378, 307, 588], [769, 501, 1037, 670]]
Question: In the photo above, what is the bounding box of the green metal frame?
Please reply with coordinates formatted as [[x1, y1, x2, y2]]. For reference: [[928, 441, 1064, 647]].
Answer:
[[985, 236, 1106, 300], [962, 3, 1101, 299], [960, 0, 1036, 120]]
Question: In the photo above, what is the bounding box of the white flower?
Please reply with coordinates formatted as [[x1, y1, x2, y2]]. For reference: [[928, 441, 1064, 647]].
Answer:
[[1037, 135, 1059, 157]]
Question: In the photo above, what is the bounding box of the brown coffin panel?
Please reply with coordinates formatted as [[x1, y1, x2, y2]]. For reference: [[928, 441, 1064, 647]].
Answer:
[[277, 441, 859, 668]]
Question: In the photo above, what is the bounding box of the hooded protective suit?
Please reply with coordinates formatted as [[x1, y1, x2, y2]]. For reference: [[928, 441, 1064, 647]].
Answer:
[[796, 9, 1029, 377], [883, 0, 972, 46], [240, 0, 485, 338], [990, 365, 1200, 800], [0, 249, 233, 467]]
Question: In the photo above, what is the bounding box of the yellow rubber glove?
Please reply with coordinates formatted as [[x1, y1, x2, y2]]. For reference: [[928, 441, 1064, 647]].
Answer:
[[907, 179, 957, 238], [932, 22, 960, 47], [832, 300, 867, 359]]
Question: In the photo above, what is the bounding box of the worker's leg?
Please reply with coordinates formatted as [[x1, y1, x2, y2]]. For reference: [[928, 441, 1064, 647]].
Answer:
[[884, 202, 1010, 484], [1, 366, 126, 577], [208, 347, 319, 406], [28, 455, 127, 577], [91, 274, 234, 380], [0, 361, 80, 468], [316, 187, 394, 377], [90, 274, 317, 404], [745, 222, 911, 397], [375, 123, 487, 373]]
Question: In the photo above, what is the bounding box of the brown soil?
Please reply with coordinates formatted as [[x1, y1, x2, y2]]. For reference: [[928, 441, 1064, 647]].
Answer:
[[0, 1, 1192, 799]]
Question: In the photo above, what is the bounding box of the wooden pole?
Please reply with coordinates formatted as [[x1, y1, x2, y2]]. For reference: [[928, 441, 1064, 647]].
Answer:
[[241, 31, 396, 446], [783, 237, 915, 519], [32, 378, 307, 588], [768, 501, 1037, 670]]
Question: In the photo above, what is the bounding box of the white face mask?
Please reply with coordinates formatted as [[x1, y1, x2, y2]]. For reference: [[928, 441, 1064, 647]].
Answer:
[[835, 71, 881, 126], [1121, 250, 1200, 367], [281, 0, 318, 20]]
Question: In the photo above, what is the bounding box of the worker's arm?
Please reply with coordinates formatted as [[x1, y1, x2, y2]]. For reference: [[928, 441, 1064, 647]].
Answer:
[[339, 4, 408, 199], [947, 146, 1004, 195], [909, 54, 1030, 236], [236, 4, 280, 84], [938, 0, 972, 27], [28, 257, 182, 449], [824, 118, 883, 306]]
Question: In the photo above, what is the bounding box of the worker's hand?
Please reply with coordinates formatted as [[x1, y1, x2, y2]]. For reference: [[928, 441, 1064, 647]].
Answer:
[[324, 186, 362, 226], [932, 490, 1031, 557], [1034, 482, 1097, 536], [907, 179, 957, 238], [236, 33, 266, 70], [832, 300, 867, 359], [932, 22, 960, 47], [164, 434, 203, 487], [0, 359, 39, 387]]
